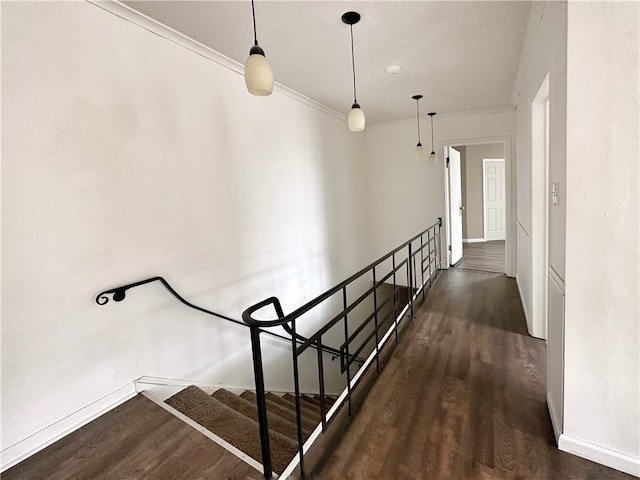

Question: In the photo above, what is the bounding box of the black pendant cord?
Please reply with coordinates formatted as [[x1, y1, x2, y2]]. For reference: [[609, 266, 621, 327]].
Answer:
[[430, 115, 436, 154], [251, 0, 258, 46], [416, 102, 422, 145], [350, 25, 357, 104]]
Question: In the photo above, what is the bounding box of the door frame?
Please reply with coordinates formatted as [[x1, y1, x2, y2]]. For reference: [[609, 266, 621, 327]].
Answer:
[[446, 146, 464, 266], [531, 73, 550, 340], [482, 158, 506, 241], [441, 136, 514, 277]]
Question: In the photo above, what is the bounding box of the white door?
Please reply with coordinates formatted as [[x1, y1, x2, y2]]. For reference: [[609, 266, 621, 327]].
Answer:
[[483, 159, 506, 241], [448, 147, 463, 265]]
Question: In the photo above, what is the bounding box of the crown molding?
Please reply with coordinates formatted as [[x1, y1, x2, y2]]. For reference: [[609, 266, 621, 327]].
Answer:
[[86, 0, 347, 122]]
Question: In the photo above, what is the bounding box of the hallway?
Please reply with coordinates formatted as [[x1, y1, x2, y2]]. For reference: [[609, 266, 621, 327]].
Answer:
[[457, 240, 505, 274], [318, 268, 632, 479]]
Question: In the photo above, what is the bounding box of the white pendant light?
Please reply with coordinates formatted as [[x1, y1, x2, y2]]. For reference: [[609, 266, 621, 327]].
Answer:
[[412, 95, 425, 156], [342, 12, 365, 132], [244, 0, 273, 96], [428, 112, 437, 163], [348, 106, 365, 131]]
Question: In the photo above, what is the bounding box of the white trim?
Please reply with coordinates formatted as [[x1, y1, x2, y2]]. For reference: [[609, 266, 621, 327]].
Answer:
[[558, 434, 640, 478], [531, 73, 550, 342], [548, 266, 565, 291], [0, 382, 137, 472], [86, 1, 345, 122], [142, 392, 266, 476], [441, 136, 514, 277], [516, 274, 530, 329], [370, 105, 514, 128], [546, 392, 562, 443], [135, 376, 253, 393], [463, 238, 486, 243]]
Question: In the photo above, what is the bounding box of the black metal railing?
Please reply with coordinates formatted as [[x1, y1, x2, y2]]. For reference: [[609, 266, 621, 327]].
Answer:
[[95, 276, 356, 365], [242, 218, 442, 478]]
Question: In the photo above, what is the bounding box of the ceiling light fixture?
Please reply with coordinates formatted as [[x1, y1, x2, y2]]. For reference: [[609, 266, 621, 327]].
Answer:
[[428, 112, 437, 163], [244, 0, 273, 96], [412, 95, 424, 156], [342, 11, 365, 132]]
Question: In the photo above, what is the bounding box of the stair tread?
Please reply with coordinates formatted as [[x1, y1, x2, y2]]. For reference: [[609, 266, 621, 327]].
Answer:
[[281, 394, 322, 422], [241, 391, 317, 435], [267, 392, 321, 422], [211, 388, 304, 443], [166, 386, 296, 474], [314, 395, 339, 408]]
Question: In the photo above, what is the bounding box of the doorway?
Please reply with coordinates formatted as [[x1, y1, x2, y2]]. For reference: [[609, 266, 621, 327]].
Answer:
[[444, 140, 511, 275]]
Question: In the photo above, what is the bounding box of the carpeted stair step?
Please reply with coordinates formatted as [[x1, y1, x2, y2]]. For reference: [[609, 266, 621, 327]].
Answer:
[[282, 394, 322, 423], [211, 388, 303, 443], [300, 394, 326, 410], [240, 391, 317, 436], [268, 392, 321, 424], [165, 386, 297, 474], [314, 394, 339, 408]]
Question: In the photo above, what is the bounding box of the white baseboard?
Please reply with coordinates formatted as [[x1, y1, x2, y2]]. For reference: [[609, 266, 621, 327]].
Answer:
[[558, 433, 640, 477], [0, 382, 137, 472], [546, 393, 562, 443], [462, 238, 486, 243], [515, 275, 531, 334]]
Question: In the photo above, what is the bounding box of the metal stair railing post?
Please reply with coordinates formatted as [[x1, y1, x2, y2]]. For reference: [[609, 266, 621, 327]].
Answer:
[[408, 242, 414, 320], [420, 233, 425, 300], [242, 296, 290, 479], [290, 317, 305, 477], [372, 266, 380, 372], [437, 217, 443, 270], [342, 286, 352, 417], [392, 253, 398, 343], [249, 324, 272, 479]]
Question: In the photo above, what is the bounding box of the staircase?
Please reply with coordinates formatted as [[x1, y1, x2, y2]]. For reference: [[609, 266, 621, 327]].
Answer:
[[164, 386, 337, 475]]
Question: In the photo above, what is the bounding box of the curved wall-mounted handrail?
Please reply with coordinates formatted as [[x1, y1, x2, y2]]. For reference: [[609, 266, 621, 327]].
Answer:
[[96, 276, 241, 324], [95, 276, 352, 361]]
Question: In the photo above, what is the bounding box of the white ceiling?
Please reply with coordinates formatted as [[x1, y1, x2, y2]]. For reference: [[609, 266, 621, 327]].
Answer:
[[122, 1, 531, 124]]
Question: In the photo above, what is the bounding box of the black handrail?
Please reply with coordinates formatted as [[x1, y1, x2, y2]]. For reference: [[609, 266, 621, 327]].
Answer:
[[242, 218, 443, 478], [95, 276, 356, 363]]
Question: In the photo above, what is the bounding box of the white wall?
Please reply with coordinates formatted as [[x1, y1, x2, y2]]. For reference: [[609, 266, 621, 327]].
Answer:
[[365, 109, 516, 274], [514, 1, 640, 475], [513, 1, 567, 339], [1, 1, 369, 465], [562, 2, 639, 474]]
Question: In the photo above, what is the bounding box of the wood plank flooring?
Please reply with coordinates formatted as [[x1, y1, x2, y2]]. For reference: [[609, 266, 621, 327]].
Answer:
[[2, 395, 263, 480], [318, 268, 634, 480], [457, 240, 505, 273]]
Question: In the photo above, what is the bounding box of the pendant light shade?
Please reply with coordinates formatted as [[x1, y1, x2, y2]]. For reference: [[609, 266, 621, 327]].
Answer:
[[343, 12, 365, 132], [244, 0, 273, 96], [412, 95, 424, 156], [348, 103, 365, 131], [428, 112, 437, 163]]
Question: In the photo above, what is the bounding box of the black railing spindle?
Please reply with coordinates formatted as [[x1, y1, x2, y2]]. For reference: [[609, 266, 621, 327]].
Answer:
[[242, 220, 442, 478]]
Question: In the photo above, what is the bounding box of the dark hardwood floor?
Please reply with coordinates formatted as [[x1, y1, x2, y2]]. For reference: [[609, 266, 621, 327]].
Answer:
[[3, 268, 633, 480], [457, 240, 505, 273], [318, 268, 634, 480], [2, 395, 263, 480]]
